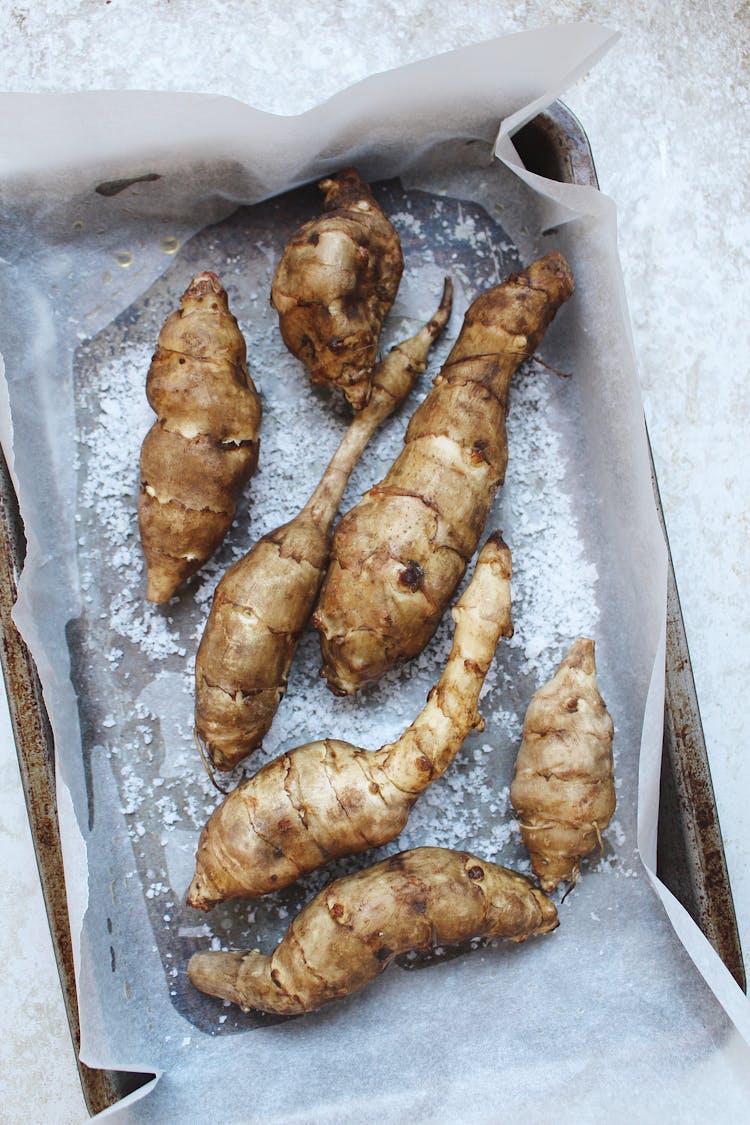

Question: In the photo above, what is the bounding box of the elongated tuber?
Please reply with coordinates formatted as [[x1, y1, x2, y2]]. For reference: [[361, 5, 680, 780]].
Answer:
[[271, 168, 404, 411], [510, 637, 615, 891], [313, 252, 574, 694], [138, 272, 262, 603], [188, 846, 558, 1014], [194, 283, 453, 771], [187, 534, 513, 908]]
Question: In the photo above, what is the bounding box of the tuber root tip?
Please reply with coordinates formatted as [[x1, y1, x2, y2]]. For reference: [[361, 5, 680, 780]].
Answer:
[[183, 271, 225, 301], [145, 568, 178, 605], [186, 873, 213, 912], [193, 729, 232, 794], [188, 950, 245, 999], [485, 529, 509, 551]]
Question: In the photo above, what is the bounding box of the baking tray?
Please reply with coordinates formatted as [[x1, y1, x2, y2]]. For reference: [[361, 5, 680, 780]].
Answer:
[[0, 99, 744, 1118]]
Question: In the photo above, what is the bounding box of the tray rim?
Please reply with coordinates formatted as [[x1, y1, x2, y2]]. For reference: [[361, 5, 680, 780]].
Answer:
[[0, 96, 743, 1118], [516, 102, 744, 993]]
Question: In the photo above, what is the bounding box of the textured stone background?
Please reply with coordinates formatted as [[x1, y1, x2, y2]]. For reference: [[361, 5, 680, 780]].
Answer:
[[0, 2, 748, 1119]]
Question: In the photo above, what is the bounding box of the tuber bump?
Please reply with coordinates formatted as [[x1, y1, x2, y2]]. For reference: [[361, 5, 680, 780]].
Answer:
[[510, 637, 615, 891], [187, 533, 513, 909], [271, 168, 404, 411], [188, 846, 558, 1014], [194, 282, 453, 771], [138, 272, 262, 603], [312, 252, 574, 694]]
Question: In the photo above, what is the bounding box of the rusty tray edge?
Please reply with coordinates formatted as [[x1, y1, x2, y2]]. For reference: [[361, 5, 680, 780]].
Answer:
[[517, 102, 744, 991], [0, 453, 152, 1114], [0, 97, 744, 1119]]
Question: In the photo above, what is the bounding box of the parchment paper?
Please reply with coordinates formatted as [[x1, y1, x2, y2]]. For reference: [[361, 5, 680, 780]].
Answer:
[[1, 24, 749, 1123]]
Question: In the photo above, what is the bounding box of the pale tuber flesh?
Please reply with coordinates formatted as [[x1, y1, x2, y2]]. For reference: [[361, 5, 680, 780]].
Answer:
[[194, 282, 452, 771], [312, 252, 574, 694], [187, 533, 513, 909], [271, 168, 404, 411], [188, 846, 558, 1014], [510, 637, 615, 891], [138, 272, 262, 603]]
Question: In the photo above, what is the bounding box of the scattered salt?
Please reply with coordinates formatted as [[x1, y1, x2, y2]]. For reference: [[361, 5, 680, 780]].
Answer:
[[71, 183, 609, 1030]]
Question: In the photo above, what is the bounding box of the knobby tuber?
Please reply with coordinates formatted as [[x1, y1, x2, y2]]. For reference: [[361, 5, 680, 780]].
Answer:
[[188, 846, 558, 1014], [194, 283, 453, 771], [313, 252, 574, 694], [187, 534, 513, 908], [271, 168, 404, 411], [510, 637, 615, 891], [138, 272, 262, 603]]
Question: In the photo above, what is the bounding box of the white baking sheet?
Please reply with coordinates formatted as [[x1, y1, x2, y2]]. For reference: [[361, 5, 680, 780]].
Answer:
[[1, 24, 749, 1123]]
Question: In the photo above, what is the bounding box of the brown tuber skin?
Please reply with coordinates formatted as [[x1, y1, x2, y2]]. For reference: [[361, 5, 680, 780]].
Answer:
[[510, 637, 615, 891], [313, 252, 574, 694], [138, 272, 262, 603], [188, 846, 558, 1015], [271, 168, 404, 411], [194, 282, 453, 771], [187, 534, 513, 909]]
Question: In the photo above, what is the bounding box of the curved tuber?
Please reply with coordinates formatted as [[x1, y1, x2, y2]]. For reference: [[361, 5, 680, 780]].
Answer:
[[187, 533, 513, 909], [194, 282, 453, 771], [187, 846, 558, 1014], [313, 252, 574, 693]]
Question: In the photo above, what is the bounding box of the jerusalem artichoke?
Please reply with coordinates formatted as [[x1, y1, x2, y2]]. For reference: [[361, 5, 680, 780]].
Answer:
[[138, 272, 262, 603], [510, 637, 615, 891], [194, 283, 452, 771], [271, 168, 404, 411], [312, 252, 574, 694], [187, 533, 512, 909], [188, 846, 558, 1014]]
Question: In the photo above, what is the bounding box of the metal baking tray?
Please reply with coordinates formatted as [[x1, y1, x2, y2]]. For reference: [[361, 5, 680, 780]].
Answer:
[[0, 100, 744, 1117]]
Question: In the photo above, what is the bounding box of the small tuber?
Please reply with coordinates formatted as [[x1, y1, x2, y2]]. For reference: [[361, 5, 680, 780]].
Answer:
[[194, 282, 452, 771], [187, 846, 558, 1014], [187, 533, 513, 909], [313, 252, 574, 694], [271, 168, 404, 411], [510, 637, 615, 891], [138, 272, 262, 603]]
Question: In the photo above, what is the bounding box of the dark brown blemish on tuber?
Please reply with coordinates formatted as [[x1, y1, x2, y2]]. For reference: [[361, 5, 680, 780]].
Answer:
[[398, 561, 425, 591]]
